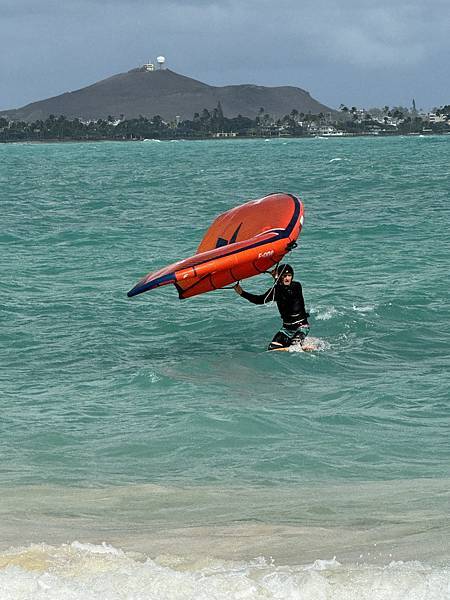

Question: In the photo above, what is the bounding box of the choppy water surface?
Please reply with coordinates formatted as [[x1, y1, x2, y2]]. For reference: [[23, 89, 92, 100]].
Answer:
[[1, 136, 449, 598]]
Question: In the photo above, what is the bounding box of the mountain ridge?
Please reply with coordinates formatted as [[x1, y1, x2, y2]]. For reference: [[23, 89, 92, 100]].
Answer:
[[1, 68, 334, 122]]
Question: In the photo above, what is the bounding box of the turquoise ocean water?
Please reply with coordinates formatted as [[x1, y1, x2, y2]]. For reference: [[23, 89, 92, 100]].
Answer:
[[1, 136, 449, 598]]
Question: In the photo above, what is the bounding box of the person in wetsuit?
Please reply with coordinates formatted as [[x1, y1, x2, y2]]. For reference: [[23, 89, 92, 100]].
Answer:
[[233, 263, 310, 350]]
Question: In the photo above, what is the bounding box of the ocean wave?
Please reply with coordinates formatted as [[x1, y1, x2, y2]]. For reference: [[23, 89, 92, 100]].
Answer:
[[0, 542, 448, 600]]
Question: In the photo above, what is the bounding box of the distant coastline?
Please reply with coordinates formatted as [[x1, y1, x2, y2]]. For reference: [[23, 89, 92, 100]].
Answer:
[[1, 67, 448, 143], [2, 133, 450, 145], [1, 105, 449, 143]]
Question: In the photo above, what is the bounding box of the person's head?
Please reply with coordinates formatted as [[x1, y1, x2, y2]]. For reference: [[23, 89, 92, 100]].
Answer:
[[276, 263, 294, 286]]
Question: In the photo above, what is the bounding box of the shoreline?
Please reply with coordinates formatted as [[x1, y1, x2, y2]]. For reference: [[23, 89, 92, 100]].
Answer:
[[1, 542, 448, 600], [1, 131, 450, 144], [1, 479, 449, 566]]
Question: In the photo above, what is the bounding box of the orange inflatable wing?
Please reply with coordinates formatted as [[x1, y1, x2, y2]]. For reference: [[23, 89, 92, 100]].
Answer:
[[127, 193, 304, 300]]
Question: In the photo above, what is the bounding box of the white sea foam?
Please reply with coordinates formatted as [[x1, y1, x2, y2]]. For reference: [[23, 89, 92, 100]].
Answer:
[[314, 306, 339, 320], [352, 304, 376, 313], [71, 541, 125, 556], [149, 371, 160, 383], [288, 337, 330, 352], [0, 543, 448, 600]]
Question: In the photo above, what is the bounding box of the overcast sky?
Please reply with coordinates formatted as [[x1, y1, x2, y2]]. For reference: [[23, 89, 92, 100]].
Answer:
[[1, 0, 449, 112]]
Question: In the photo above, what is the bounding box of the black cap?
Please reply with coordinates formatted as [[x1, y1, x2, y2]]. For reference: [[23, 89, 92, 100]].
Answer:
[[276, 263, 294, 277]]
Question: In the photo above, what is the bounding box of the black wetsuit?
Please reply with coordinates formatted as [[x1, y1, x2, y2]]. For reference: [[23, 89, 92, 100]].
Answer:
[[241, 281, 310, 349]]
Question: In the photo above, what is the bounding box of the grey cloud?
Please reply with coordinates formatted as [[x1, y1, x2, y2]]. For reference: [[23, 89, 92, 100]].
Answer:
[[0, 0, 448, 110]]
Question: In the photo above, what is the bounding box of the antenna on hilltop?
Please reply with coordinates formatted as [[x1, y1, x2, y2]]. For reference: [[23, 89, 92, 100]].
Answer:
[[156, 56, 166, 70], [143, 59, 155, 71]]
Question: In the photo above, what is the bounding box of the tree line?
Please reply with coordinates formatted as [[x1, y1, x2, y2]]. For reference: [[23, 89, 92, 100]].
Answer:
[[1, 102, 449, 142]]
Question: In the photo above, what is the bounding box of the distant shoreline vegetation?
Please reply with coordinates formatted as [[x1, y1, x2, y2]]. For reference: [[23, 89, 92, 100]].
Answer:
[[1, 104, 449, 142]]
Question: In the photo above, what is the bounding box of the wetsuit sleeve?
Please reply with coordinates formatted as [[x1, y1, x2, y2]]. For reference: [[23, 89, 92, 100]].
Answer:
[[240, 288, 274, 305]]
